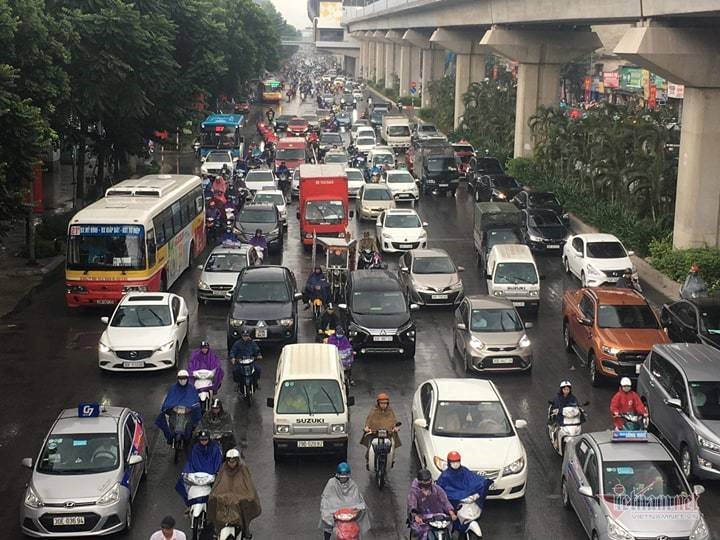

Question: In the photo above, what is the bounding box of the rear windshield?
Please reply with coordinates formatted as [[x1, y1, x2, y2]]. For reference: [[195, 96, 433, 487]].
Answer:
[[587, 241, 626, 259], [363, 188, 392, 201], [246, 170, 274, 182], [597, 305, 659, 329], [238, 208, 277, 223]]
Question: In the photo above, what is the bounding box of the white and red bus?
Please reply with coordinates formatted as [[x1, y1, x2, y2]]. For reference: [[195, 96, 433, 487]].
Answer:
[[65, 174, 205, 307]]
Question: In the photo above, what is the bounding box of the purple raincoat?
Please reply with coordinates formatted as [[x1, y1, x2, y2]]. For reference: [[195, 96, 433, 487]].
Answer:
[[407, 479, 454, 540], [188, 347, 225, 392]]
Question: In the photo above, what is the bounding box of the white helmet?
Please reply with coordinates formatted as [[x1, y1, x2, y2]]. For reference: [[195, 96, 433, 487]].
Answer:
[[620, 377, 632, 387], [226, 448, 241, 459], [177, 369, 189, 378], [559, 380, 572, 389]]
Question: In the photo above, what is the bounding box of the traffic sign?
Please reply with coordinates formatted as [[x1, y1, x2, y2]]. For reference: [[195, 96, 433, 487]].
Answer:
[[410, 81, 417, 95]]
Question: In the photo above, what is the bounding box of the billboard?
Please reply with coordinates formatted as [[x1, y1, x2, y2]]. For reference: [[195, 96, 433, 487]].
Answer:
[[317, 1, 343, 28]]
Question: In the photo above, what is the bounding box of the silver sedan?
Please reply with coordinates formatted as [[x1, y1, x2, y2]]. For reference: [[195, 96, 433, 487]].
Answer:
[[398, 248, 464, 307]]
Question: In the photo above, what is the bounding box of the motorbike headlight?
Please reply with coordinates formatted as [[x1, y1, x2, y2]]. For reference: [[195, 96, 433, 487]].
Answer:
[[279, 318, 294, 327], [698, 435, 720, 453], [198, 280, 210, 290], [98, 340, 112, 353], [24, 485, 43, 509], [96, 483, 120, 505], [601, 345, 620, 356], [157, 341, 174, 353], [470, 336, 485, 350], [331, 424, 346, 433], [433, 455, 448, 471], [275, 424, 290, 434], [606, 516, 634, 540], [518, 334, 531, 348], [502, 456, 525, 476], [230, 319, 244, 327], [690, 516, 710, 540]]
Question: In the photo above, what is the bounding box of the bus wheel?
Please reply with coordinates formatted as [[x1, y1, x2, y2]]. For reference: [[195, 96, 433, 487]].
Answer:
[[187, 242, 194, 271], [160, 273, 167, 292]]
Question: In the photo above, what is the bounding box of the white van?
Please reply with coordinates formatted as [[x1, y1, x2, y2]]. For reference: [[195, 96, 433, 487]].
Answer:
[[381, 116, 412, 150], [486, 244, 540, 312], [267, 343, 354, 461]]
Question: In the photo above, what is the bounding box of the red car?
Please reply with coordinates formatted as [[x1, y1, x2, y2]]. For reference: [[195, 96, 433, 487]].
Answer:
[[286, 117, 309, 137], [234, 98, 251, 114], [452, 140, 475, 179]]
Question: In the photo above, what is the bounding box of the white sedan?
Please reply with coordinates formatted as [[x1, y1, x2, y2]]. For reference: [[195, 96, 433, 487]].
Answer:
[[411, 378, 528, 499], [201, 150, 234, 176], [253, 188, 288, 226], [384, 169, 420, 202], [345, 168, 366, 199], [98, 292, 189, 371], [244, 168, 277, 193], [562, 232, 635, 287], [376, 208, 427, 253]]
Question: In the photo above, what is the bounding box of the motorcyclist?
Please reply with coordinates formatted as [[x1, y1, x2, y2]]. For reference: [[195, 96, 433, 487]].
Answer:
[[155, 370, 202, 444], [266, 107, 275, 124], [303, 266, 330, 307], [188, 341, 224, 394], [681, 263, 709, 299], [327, 326, 355, 386], [249, 229, 268, 257], [616, 268, 642, 293], [319, 462, 370, 540], [357, 231, 379, 259], [195, 399, 236, 454], [207, 199, 222, 222], [317, 303, 342, 340], [276, 161, 290, 178], [610, 377, 648, 430], [208, 448, 262, 540], [361, 393, 401, 466], [407, 469, 456, 540], [229, 330, 263, 389], [175, 429, 223, 506], [369, 164, 383, 182], [549, 380, 582, 427], [220, 225, 239, 244], [437, 452, 491, 539], [213, 175, 228, 197]]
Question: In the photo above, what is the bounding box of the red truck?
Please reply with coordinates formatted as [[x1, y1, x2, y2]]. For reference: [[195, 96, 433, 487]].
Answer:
[[297, 164, 351, 246], [275, 137, 307, 173]]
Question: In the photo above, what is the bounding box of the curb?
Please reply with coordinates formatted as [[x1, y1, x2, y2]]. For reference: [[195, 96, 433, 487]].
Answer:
[[0, 256, 65, 319]]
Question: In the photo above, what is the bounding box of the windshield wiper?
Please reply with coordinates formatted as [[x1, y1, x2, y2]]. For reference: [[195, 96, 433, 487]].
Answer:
[[302, 385, 313, 416], [319, 387, 340, 415]]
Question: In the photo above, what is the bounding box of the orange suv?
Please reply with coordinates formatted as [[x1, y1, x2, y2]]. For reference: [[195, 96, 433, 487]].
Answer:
[[562, 288, 670, 386]]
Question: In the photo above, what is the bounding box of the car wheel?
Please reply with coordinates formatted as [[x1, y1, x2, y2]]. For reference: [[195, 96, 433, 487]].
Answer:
[[561, 477, 571, 509], [121, 503, 132, 534], [681, 444, 694, 479], [562, 320, 573, 352], [273, 446, 283, 463], [588, 351, 601, 387], [581, 271, 588, 288], [563, 256, 570, 275], [173, 346, 180, 368]]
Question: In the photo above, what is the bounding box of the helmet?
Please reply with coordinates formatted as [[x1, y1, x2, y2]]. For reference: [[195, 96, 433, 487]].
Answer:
[[335, 326, 345, 336], [623, 268, 633, 276], [241, 330, 251, 337], [417, 469, 432, 483], [447, 451, 461, 463], [255, 228, 262, 235], [226, 448, 241, 459], [376, 392, 390, 403], [200, 340, 210, 348], [211, 398, 222, 409], [197, 430, 210, 439], [177, 369, 189, 379], [559, 380, 572, 389], [620, 377, 632, 387], [327, 303, 335, 311], [336, 462, 351, 475]]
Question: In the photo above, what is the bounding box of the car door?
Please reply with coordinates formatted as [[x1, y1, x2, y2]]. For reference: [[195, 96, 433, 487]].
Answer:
[[171, 295, 188, 343], [679, 303, 701, 342], [578, 448, 604, 535], [569, 237, 584, 277], [476, 175, 491, 201], [565, 436, 589, 515], [122, 414, 143, 498], [645, 353, 674, 445], [514, 191, 527, 209], [663, 362, 690, 451], [416, 382, 435, 468], [573, 293, 595, 357]]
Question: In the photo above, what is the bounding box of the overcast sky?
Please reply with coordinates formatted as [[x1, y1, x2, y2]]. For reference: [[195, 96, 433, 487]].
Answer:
[[269, 0, 310, 29]]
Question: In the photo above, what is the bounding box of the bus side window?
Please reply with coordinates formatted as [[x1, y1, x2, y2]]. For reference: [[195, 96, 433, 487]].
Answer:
[[171, 202, 183, 235], [194, 188, 204, 215], [147, 229, 157, 268]]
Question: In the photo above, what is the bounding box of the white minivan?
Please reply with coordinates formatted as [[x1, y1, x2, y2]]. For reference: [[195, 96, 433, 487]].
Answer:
[[486, 244, 540, 312], [267, 343, 354, 461]]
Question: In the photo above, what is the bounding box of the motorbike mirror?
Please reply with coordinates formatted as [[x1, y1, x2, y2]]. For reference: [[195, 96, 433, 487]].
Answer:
[[21, 457, 33, 469], [582, 401, 590, 406], [665, 397, 682, 410], [514, 419, 528, 429], [347, 396, 355, 406], [197, 265, 204, 270], [100, 316, 109, 325], [293, 292, 303, 301], [413, 418, 428, 430], [694, 484, 705, 497], [628, 250, 635, 257], [456, 322, 467, 331], [127, 454, 144, 466], [524, 321, 534, 329], [395, 421, 402, 427], [266, 397, 274, 408], [400, 266, 409, 273], [457, 266, 465, 272], [422, 222, 429, 227], [578, 485, 594, 498], [338, 303, 348, 310], [177, 315, 187, 324]]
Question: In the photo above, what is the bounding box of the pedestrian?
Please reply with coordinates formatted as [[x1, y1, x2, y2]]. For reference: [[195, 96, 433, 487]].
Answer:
[[149, 515, 186, 540]]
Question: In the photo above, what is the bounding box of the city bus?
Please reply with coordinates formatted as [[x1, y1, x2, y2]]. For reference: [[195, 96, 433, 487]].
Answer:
[[65, 175, 205, 307], [199, 114, 245, 159], [261, 79, 283, 102]]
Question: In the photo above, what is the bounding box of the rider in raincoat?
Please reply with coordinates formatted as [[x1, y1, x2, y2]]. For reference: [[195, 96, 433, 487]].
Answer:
[[319, 462, 370, 539], [437, 451, 491, 538], [188, 340, 224, 393], [155, 370, 201, 443], [175, 430, 223, 506]]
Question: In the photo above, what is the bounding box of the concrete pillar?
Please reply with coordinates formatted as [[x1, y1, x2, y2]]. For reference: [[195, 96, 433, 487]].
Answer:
[[615, 26, 720, 249], [374, 37, 386, 86], [385, 42, 396, 89], [398, 46, 412, 97], [410, 47, 422, 96], [480, 27, 601, 156], [420, 47, 446, 107]]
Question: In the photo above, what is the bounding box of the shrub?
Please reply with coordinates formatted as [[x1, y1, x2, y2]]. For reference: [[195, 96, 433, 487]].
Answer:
[[397, 95, 420, 106], [383, 87, 398, 100], [649, 236, 720, 292], [36, 212, 72, 242]]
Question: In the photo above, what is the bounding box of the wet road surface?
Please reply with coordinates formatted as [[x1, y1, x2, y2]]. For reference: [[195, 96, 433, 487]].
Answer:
[[2, 96, 719, 540]]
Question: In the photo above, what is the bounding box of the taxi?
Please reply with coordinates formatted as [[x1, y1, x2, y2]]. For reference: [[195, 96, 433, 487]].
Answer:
[[561, 430, 709, 540], [20, 403, 147, 537]]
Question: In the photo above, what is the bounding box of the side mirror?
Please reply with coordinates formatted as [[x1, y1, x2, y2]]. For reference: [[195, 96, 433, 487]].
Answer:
[[177, 315, 188, 324], [578, 317, 592, 326], [422, 222, 429, 227], [514, 419, 528, 429], [413, 418, 428, 430], [578, 485, 594, 498], [665, 397, 682, 410], [628, 250, 635, 257], [349, 210, 355, 219], [410, 303, 420, 311], [486, 273, 492, 280], [524, 321, 534, 329], [100, 316, 109, 325], [457, 266, 465, 272], [21, 458, 33, 469], [338, 303, 348, 310], [456, 322, 467, 331], [400, 266, 409, 273], [694, 484, 705, 497], [294, 292, 303, 301], [347, 396, 355, 406], [266, 397, 274, 408], [127, 454, 144, 466]]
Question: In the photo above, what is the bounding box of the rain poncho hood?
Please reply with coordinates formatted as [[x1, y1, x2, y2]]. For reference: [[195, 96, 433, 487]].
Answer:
[[208, 461, 262, 530], [319, 477, 370, 534], [161, 382, 201, 413], [188, 348, 225, 392], [437, 466, 492, 507], [407, 479, 454, 516]]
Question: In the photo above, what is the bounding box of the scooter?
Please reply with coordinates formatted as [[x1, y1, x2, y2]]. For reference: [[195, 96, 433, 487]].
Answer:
[[209, 429, 237, 456], [547, 401, 588, 456], [217, 523, 246, 540], [421, 514, 452, 540], [192, 369, 215, 414], [236, 357, 256, 407], [248, 245, 264, 266], [368, 422, 401, 489], [333, 507, 362, 540], [169, 406, 192, 464], [183, 471, 215, 540], [455, 494, 484, 539], [618, 411, 649, 431]]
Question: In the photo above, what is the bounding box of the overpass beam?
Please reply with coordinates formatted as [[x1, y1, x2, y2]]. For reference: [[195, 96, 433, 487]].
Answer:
[[480, 27, 601, 157], [616, 26, 720, 249]]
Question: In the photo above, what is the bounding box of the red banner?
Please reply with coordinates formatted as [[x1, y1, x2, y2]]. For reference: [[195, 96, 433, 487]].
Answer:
[[648, 85, 657, 109]]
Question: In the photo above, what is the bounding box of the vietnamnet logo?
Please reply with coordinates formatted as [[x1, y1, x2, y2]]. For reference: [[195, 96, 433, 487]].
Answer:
[[603, 489, 699, 523]]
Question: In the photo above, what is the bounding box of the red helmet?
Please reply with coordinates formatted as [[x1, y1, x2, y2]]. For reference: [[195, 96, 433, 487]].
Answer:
[[376, 393, 390, 403], [447, 451, 461, 463]]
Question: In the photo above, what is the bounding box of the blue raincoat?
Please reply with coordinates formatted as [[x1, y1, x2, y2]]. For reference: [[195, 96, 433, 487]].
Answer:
[[175, 440, 223, 505], [437, 465, 492, 532], [154, 383, 202, 442]]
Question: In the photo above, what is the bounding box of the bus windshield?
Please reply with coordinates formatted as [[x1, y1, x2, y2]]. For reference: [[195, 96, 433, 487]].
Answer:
[[200, 125, 238, 151], [67, 224, 146, 271]]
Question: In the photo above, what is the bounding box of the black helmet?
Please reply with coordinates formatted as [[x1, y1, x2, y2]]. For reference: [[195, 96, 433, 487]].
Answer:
[[417, 469, 432, 483], [200, 340, 210, 348], [327, 302, 335, 311], [241, 329, 251, 337], [198, 430, 210, 440]]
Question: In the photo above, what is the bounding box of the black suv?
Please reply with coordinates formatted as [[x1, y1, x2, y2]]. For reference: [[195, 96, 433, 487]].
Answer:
[[235, 203, 283, 253], [512, 190, 569, 227], [415, 144, 460, 196], [342, 270, 418, 360], [226, 266, 301, 350], [469, 157, 522, 202]]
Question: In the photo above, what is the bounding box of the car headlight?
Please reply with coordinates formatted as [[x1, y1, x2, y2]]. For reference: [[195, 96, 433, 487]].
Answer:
[[198, 280, 210, 290], [24, 485, 43, 509], [98, 341, 112, 353], [450, 281, 463, 290], [518, 334, 531, 348], [157, 341, 174, 353], [96, 483, 120, 505], [601, 345, 620, 356], [348, 323, 363, 338], [698, 435, 720, 453], [606, 516, 634, 540], [275, 424, 290, 434], [331, 424, 346, 433], [493, 290, 504, 296], [279, 318, 294, 327], [492, 190, 506, 199], [470, 336, 485, 350], [586, 264, 603, 276], [419, 231, 427, 238], [433, 455, 448, 471], [528, 234, 542, 243], [690, 516, 710, 540], [382, 233, 392, 239], [502, 456, 525, 476], [230, 319, 244, 327]]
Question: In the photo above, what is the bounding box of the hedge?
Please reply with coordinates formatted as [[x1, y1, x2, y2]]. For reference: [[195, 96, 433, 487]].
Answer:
[[648, 236, 720, 293]]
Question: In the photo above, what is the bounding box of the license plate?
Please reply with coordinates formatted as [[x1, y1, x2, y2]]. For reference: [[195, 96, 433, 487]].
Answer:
[[439, 184, 448, 187], [255, 329, 267, 338], [297, 440, 324, 448], [636, 364, 642, 375], [399, 193, 410, 198], [373, 336, 393, 341], [512, 301, 525, 307], [96, 299, 114, 305], [53, 516, 85, 526], [493, 357, 514, 364], [547, 244, 560, 249], [399, 244, 412, 249], [123, 360, 144, 368], [431, 294, 448, 300]]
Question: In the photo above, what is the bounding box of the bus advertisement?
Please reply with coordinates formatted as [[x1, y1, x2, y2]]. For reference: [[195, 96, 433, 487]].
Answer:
[[199, 114, 245, 159], [261, 79, 283, 102], [65, 175, 206, 307]]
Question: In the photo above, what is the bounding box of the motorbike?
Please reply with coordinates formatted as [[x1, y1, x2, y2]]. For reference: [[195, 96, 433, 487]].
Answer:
[[420, 514, 453, 540], [183, 471, 215, 540], [316, 327, 336, 344], [209, 429, 237, 457], [547, 401, 588, 456], [193, 369, 215, 414], [333, 507, 362, 540], [278, 172, 291, 201], [236, 357, 256, 406], [217, 522, 247, 540], [455, 494, 484, 539], [358, 249, 383, 270], [224, 207, 236, 229], [368, 422, 401, 489], [169, 406, 193, 464], [618, 411, 649, 431], [205, 216, 220, 245]]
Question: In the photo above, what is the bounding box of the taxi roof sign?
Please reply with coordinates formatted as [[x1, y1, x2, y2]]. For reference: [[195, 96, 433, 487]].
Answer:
[[78, 402, 101, 418], [611, 430, 648, 442]]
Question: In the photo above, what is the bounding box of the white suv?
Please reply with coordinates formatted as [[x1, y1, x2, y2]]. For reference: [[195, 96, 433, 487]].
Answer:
[[384, 169, 420, 202], [376, 208, 428, 253], [562, 233, 635, 287], [98, 293, 189, 371]]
